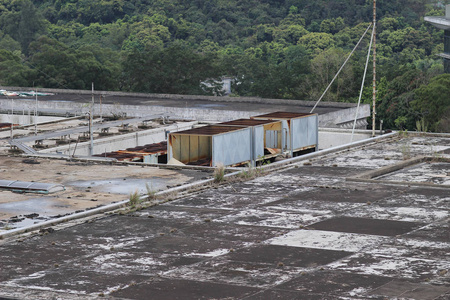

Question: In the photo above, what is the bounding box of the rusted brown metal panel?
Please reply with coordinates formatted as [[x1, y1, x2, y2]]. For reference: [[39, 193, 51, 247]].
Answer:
[[171, 134, 181, 161], [198, 136, 211, 161], [251, 111, 314, 120], [220, 119, 276, 127], [189, 135, 199, 162], [173, 125, 246, 136], [180, 135, 190, 163]]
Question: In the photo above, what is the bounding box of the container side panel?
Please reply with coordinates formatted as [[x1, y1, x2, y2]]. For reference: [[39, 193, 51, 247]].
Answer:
[[212, 129, 251, 166], [254, 126, 265, 159], [198, 136, 211, 161], [307, 115, 318, 147], [282, 120, 290, 150], [169, 134, 181, 161], [292, 117, 309, 149], [266, 130, 279, 149], [189, 135, 200, 162], [180, 135, 190, 163], [168, 135, 174, 161]]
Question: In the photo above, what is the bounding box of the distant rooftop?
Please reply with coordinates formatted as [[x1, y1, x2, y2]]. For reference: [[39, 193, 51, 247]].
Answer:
[[425, 4, 450, 30], [424, 15, 450, 30]]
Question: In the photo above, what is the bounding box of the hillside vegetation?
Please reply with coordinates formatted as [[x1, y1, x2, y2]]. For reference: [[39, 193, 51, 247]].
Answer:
[[0, 0, 449, 131]]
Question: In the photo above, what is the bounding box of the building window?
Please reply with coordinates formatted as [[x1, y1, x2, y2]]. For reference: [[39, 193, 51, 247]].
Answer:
[[445, 30, 450, 54]]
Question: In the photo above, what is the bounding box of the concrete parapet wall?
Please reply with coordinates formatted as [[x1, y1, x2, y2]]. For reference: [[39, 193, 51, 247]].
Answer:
[[319, 105, 371, 128], [2, 86, 361, 108], [0, 114, 64, 125], [318, 128, 374, 149], [1, 98, 370, 127]]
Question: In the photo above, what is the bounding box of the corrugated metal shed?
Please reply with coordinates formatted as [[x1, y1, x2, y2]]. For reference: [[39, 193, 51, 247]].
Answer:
[[0, 180, 65, 194], [168, 125, 252, 166], [252, 111, 318, 156], [219, 119, 284, 162]]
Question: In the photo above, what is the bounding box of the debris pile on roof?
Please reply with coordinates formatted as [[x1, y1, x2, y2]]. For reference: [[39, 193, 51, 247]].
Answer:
[[0, 90, 55, 97], [0, 180, 65, 194], [94, 141, 168, 162]]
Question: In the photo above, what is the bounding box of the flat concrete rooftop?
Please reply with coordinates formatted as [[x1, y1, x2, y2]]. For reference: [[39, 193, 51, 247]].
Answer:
[[0, 89, 357, 116], [0, 133, 449, 299]]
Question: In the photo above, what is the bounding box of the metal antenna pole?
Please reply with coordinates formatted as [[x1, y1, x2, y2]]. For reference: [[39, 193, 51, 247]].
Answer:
[[90, 82, 94, 156], [35, 87, 38, 135], [372, 0, 377, 137], [100, 94, 103, 123]]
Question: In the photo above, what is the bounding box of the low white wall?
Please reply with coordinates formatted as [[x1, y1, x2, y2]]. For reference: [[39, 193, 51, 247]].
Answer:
[[39, 121, 197, 156], [0, 114, 64, 125], [319, 128, 374, 149]]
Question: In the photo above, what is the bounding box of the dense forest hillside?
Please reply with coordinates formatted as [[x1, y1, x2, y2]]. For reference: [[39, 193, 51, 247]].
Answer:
[[0, 0, 449, 131]]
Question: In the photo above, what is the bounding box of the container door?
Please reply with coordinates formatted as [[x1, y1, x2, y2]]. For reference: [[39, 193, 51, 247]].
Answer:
[[266, 130, 279, 148]]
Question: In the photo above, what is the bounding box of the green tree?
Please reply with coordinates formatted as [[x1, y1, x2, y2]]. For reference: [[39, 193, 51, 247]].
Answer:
[[0, 0, 47, 53], [412, 74, 450, 132], [298, 32, 334, 55], [122, 43, 220, 95], [307, 48, 354, 101], [320, 17, 346, 34], [28, 36, 115, 90], [0, 49, 32, 86]]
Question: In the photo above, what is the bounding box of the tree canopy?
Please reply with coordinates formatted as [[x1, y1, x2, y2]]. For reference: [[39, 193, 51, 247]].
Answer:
[[0, 0, 449, 131]]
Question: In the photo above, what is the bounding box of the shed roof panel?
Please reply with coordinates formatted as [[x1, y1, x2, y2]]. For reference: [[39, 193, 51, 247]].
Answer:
[[252, 112, 315, 119], [171, 125, 246, 136], [220, 119, 278, 126]]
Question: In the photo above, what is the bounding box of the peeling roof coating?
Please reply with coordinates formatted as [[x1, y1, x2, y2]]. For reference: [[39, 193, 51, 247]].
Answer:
[[0, 180, 65, 194], [172, 125, 246, 136]]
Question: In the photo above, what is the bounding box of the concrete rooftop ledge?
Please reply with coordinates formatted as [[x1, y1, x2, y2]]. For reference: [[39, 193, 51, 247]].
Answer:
[[1, 86, 362, 109], [425, 16, 450, 30]]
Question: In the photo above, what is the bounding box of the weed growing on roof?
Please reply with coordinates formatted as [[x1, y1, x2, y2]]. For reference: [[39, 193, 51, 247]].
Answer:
[[415, 118, 428, 134], [239, 163, 265, 180], [213, 163, 225, 183], [128, 190, 141, 207], [146, 182, 157, 201], [399, 132, 412, 160]]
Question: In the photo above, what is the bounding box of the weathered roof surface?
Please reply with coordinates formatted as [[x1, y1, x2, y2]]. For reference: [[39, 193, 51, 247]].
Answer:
[[170, 125, 246, 136], [0, 134, 449, 299], [252, 111, 315, 119], [219, 119, 278, 126]]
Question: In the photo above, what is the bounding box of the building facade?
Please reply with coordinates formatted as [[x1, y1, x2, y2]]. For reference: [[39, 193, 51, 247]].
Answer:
[[425, 5, 450, 73]]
